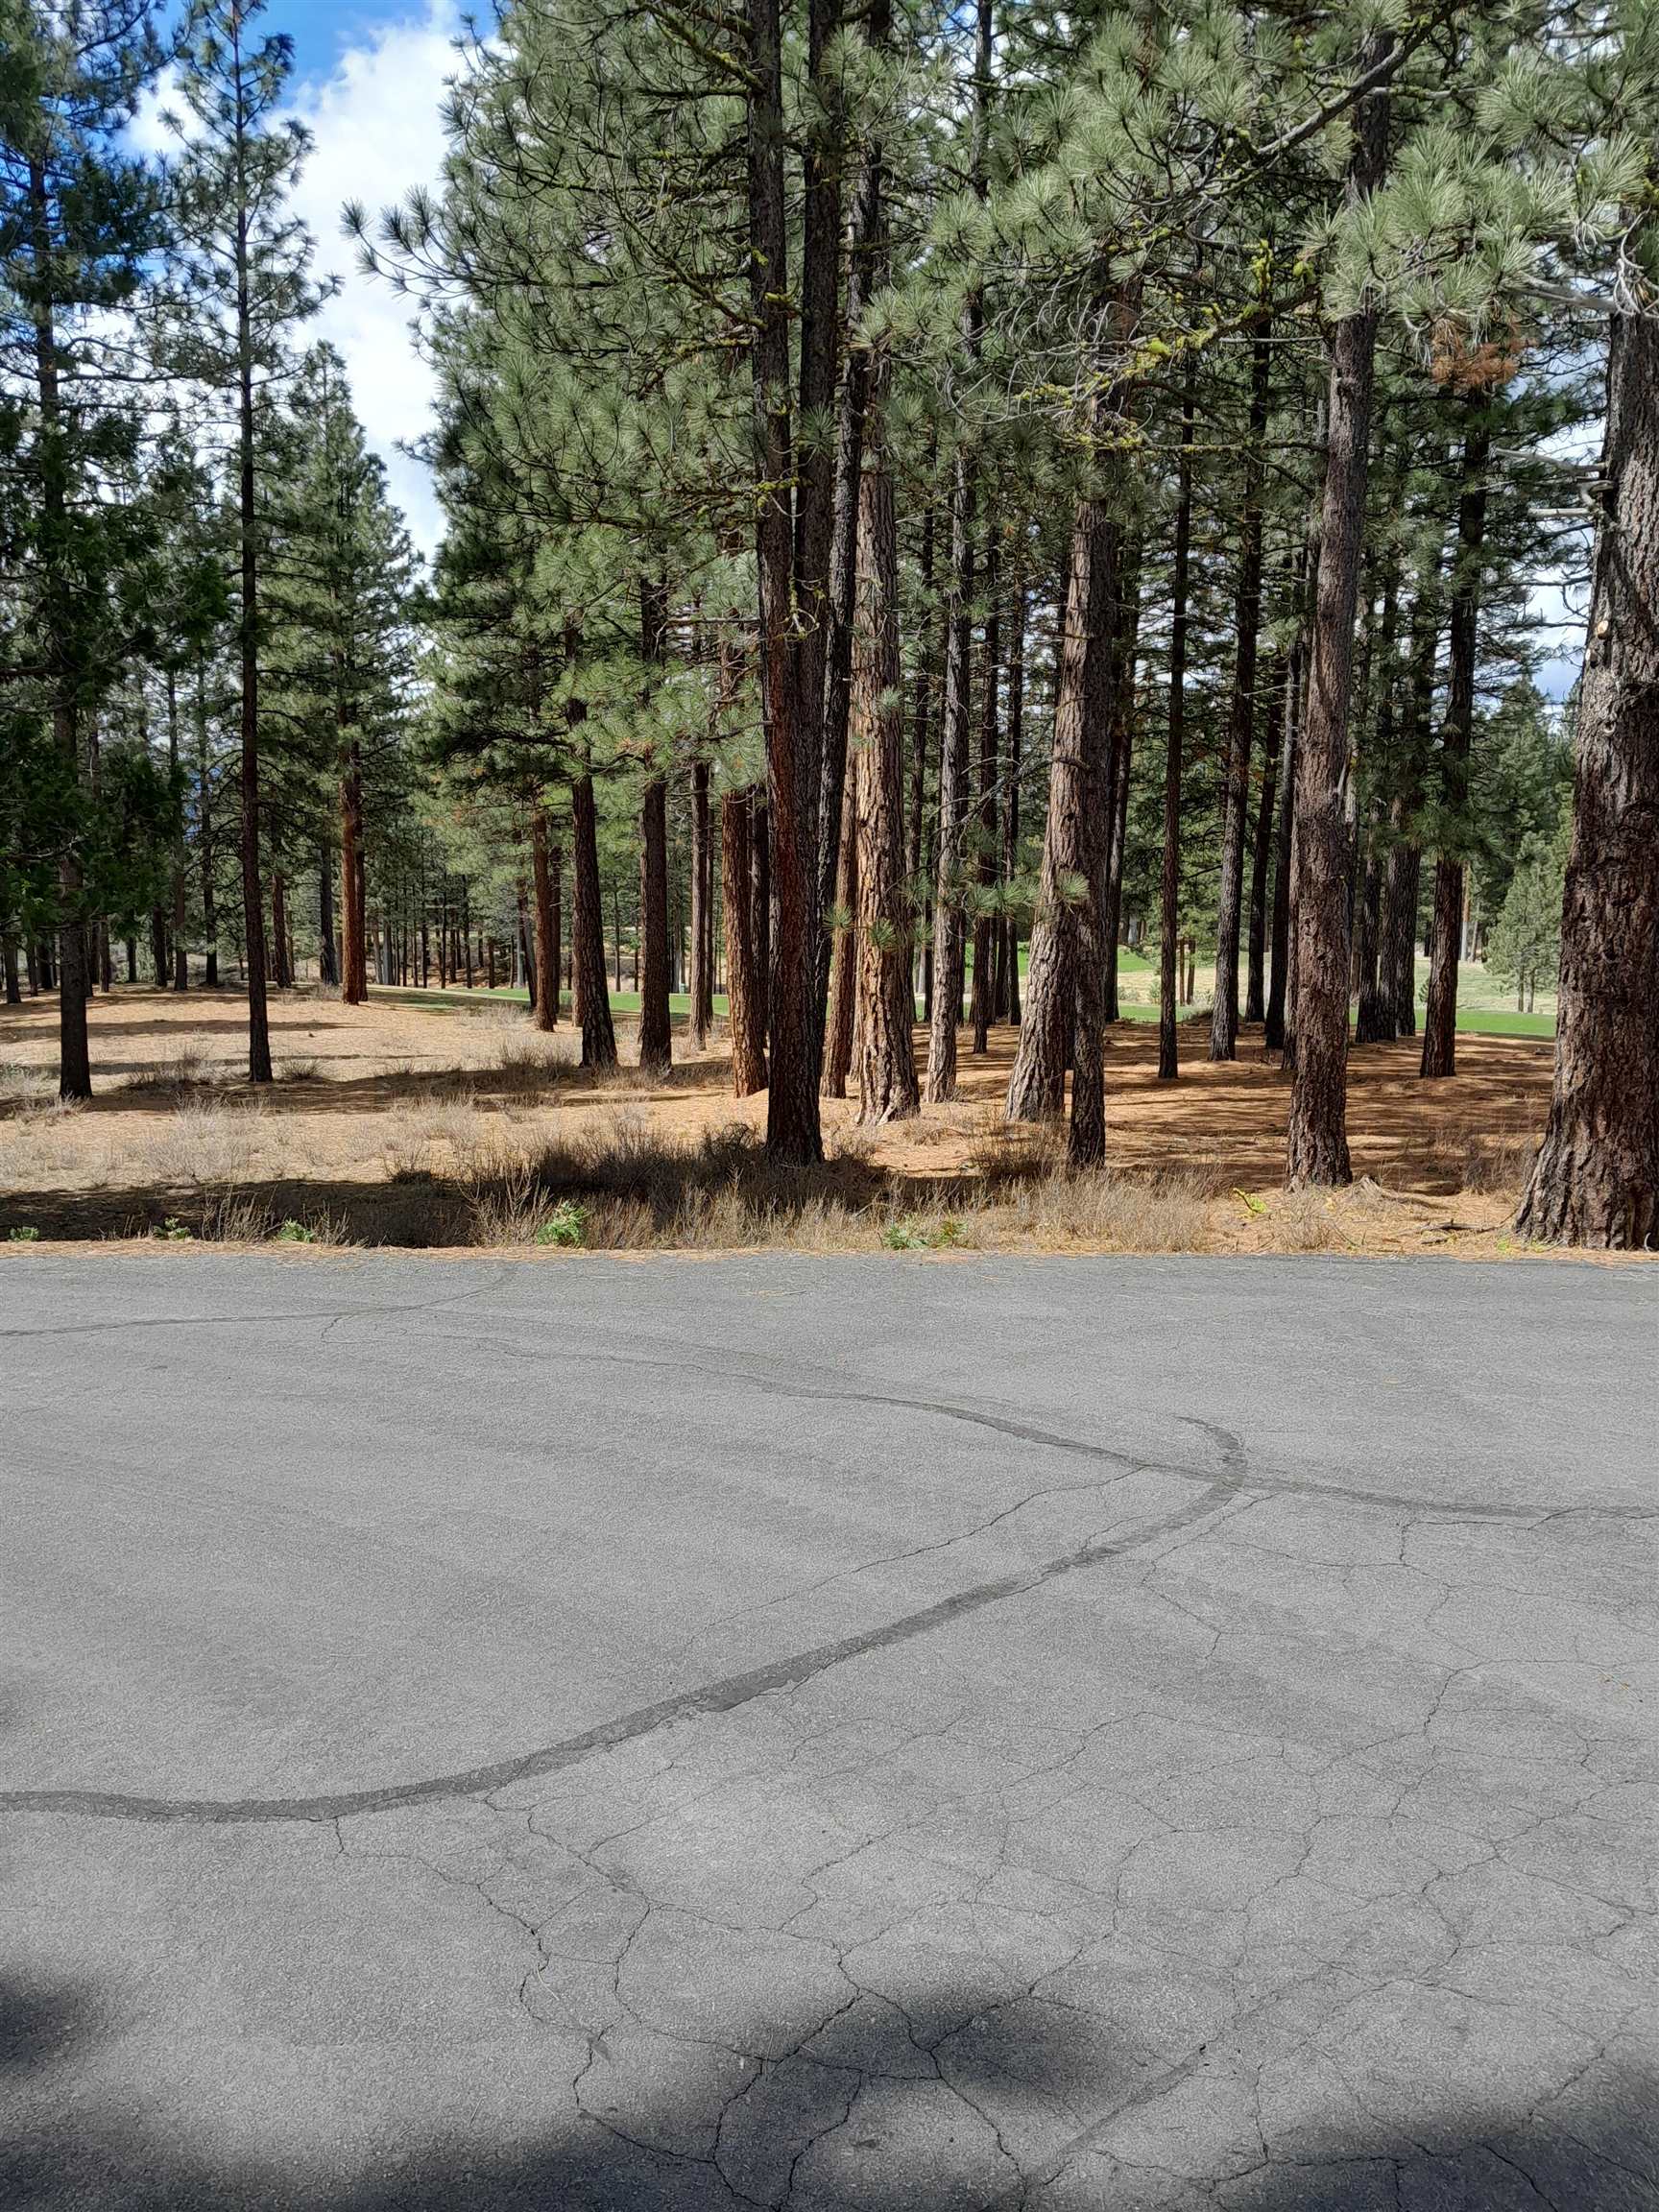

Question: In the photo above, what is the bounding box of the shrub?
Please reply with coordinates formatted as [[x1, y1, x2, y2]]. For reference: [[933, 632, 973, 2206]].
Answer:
[[535, 1200, 588, 1248]]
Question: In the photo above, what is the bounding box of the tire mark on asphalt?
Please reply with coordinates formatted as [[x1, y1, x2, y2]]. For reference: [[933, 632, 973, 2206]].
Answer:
[[0, 1269, 513, 1342], [0, 1479, 1240, 1827], [6, 1321, 1648, 1827]]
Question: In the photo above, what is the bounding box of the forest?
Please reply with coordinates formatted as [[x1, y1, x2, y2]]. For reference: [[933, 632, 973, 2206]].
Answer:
[[2, 0, 1655, 1251]]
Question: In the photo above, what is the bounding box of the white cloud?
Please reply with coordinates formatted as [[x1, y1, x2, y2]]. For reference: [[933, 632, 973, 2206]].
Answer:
[[132, 4, 459, 559], [283, 2, 458, 558]]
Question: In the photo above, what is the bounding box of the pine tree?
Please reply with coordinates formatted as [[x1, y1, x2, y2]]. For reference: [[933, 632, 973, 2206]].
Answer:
[[163, 0, 325, 1079], [263, 346, 419, 1009], [0, 0, 165, 1094]]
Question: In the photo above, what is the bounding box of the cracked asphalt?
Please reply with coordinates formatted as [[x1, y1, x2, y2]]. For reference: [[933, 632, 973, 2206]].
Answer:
[[2, 1252, 1655, 2211]]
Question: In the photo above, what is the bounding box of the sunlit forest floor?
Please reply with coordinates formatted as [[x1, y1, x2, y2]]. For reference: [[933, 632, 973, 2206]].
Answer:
[[0, 983, 1606, 1259]]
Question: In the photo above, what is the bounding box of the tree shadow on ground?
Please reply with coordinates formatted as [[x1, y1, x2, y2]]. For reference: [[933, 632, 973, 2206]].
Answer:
[[1, 1098, 1117, 1243], [0, 1969, 1651, 2211]]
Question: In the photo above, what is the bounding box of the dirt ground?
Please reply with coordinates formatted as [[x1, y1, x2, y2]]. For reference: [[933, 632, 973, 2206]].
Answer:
[[0, 983, 1606, 1259]]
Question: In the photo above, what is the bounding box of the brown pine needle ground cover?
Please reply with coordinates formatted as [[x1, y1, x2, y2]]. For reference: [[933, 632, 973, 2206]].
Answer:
[[0, 984, 1623, 1259]]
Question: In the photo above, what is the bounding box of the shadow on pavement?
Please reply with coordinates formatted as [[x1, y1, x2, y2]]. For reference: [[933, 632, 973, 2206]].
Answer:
[[1, 1972, 1652, 2210]]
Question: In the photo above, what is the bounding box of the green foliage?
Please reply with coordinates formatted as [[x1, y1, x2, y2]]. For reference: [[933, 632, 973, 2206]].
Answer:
[[536, 1200, 588, 1248], [1486, 825, 1567, 999], [0, 0, 169, 951], [161, 0, 325, 397], [263, 344, 421, 869], [881, 1214, 965, 1251]]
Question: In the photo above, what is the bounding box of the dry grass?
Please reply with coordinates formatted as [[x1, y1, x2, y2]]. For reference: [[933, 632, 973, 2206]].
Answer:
[[995, 1167, 1212, 1252], [1257, 1187, 1357, 1254], [0, 984, 1635, 1261], [493, 1031, 574, 1094], [1, 1067, 95, 1192], [460, 1116, 868, 1250], [121, 1045, 211, 1098], [138, 1098, 269, 1190], [121, 1192, 357, 1247], [1431, 1128, 1539, 1196], [449, 1113, 1222, 1257]]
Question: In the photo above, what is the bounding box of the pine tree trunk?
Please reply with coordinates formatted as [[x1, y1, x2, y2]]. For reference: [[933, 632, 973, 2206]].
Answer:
[[1285, 43, 1392, 1179], [570, 769, 617, 1070], [549, 848, 562, 1015], [235, 202, 271, 1080], [923, 0, 992, 1104], [1069, 489, 1120, 1168], [747, 0, 822, 1161], [516, 882, 534, 1008], [1382, 556, 1443, 1037], [1160, 356, 1197, 1083], [751, 795, 770, 1049], [165, 669, 188, 991], [1211, 322, 1271, 1059], [1355, 524, 1404, 1044], [1102, 546, 1142, 1026], [816, 118, 877, 1020], [1265, 650, 1299, 1053], [822, 780, 858, 1096], [853, 408, 920, 1123], [1518, 311, 1659, 1247], [1001, 577, 1025, 1024], [797, 0, 842, 1035], [1008, 463, 1121, 1142], [690, 757, 712, 1049], [317, 849, 338, 988], [639, 780, 671, 1071], [4, 942, 20, 1005], [906, 483, 937, 905], [531, 804, 560, 1034], [1422, 401, 1491, 1078], [637, 579, 671, 1070], [722, 788, 768, 1096], [271, 868, 291, 990], [198, 660, 218, 988], [27, 157, 91, 1097], [1353, 840, 1383, 1042], [1245, 648, 1285, 1026], [833, 12, 915, 1127], [341, 743, 367, 1003], [1286, 48, 1393, 1168], [970, 529, 1001, 1054], [925, 448, 975, 1101]]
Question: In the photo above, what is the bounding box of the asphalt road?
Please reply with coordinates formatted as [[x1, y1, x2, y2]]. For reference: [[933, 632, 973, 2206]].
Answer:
[[2, 1252, 1655, 2211]]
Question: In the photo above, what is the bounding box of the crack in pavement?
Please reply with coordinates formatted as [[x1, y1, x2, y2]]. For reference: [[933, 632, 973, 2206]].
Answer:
[[0, 1479, 1240, 1826]]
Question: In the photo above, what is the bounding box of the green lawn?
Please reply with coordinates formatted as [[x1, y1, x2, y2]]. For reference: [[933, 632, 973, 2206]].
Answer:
[[963, 941, 1153, 978], [372, 950, 1551, 1040], [1113, 950, 1554, 1039], [1431, 1006, 1554, 1039], [371, 982, 732, 1019]]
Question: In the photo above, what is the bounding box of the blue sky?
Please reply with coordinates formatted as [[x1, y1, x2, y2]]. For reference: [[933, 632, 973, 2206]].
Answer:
[[258, 0, 429, 61]]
